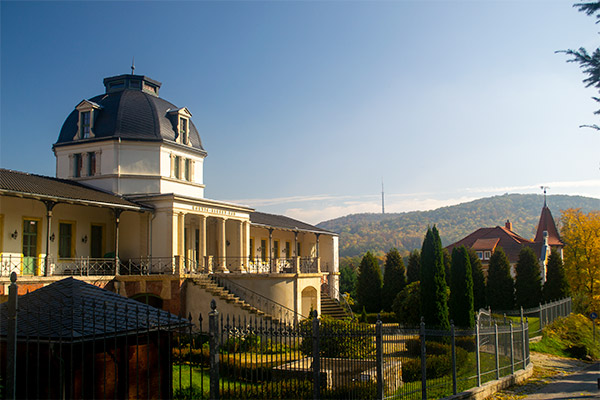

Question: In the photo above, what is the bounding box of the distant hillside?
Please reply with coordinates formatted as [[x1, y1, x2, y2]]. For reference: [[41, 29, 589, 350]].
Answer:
[[317, 194, 600, 258]]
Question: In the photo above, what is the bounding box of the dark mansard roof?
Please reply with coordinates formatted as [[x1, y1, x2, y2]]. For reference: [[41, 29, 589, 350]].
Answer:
[[54, 74, 204, 152]]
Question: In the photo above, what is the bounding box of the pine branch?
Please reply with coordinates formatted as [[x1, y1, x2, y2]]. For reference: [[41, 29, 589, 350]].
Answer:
[[574, 2, 600, 21]]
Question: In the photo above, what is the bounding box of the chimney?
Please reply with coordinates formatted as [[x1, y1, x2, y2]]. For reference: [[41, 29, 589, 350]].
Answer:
[[505, 220, 512, 231]]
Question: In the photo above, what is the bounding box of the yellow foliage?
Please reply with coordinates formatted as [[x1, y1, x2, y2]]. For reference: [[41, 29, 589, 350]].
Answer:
[[560, 209, 600, 312]]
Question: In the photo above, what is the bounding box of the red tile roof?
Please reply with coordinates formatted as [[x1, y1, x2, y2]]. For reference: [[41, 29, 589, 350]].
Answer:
[[446, 226, 533, 264], [472, 238, 500, 251], [534, 206, 563, 246]]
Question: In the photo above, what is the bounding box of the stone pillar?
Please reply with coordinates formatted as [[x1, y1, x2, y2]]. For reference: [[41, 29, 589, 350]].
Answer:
[[216, 218, 228, 272], [237, 220, 246, 272], [199, 215, 206, 271]]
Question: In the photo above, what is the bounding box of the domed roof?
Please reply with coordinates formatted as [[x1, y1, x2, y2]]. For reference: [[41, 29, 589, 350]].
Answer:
[[54, 74, 205, 152]]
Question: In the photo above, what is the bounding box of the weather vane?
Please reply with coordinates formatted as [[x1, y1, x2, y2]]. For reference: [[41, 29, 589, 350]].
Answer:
[[540, 185, 549, 207], [131, 57, 135, 75]]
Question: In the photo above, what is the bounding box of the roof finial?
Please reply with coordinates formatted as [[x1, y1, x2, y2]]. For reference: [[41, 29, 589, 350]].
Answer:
[[540, 185, 549, 207], [131, 57, 135, 75]]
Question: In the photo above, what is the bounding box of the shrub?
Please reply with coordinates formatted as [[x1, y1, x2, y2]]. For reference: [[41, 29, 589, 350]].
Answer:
[[455, 336, 477, 352], [299, 315, 374, 359], [173, 385, 204, 400], [531, 314, 600, 359], [402, 346, 469, 382]]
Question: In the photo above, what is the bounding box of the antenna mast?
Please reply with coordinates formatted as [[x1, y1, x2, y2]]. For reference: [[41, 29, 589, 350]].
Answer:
[[381, 179, 385, 214]]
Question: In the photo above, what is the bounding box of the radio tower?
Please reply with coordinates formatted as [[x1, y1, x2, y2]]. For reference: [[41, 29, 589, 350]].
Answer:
[[381, 179, 385, 214]]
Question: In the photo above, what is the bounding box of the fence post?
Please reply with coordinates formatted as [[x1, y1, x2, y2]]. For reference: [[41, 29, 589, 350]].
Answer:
[[6, 272, 18, 400], [420, 317, 426, 400], [476, 313, 481, 387], [539, 302, 543, 332], [312, 310, 321, 400], [451, 320, 457, 395], [510, 321, 514, 375], [376, 314, 383, 400], [209, 299, 219, 400], [521, 314, 526, 370], [494, 323, 500, 380]]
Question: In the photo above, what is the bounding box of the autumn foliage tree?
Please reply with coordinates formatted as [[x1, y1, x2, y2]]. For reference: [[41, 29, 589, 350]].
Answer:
[[382, 248, 407, 311], [486, 247, 515, 311], [515, 247, 543, 309], [560, 208, 600, 313], [420, 226, 450, 330]]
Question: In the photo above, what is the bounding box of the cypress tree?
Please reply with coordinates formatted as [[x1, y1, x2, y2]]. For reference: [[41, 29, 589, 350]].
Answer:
[[420, 226, 450, 330], [486, 247, 514, 311], [443, 248, 452, 287], [406, 250, 420, 284], [543, 248, 570, 302], [382, 248, 407, 311], [449, 246, 475, 328], [468, 248, 487, 311], [515, 247, 543, 309], [356, 251, 383, 312]]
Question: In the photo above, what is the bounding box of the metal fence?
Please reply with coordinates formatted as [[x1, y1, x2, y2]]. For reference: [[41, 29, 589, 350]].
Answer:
[[2, 276, 540, 400], [479, 297, 572, 338]]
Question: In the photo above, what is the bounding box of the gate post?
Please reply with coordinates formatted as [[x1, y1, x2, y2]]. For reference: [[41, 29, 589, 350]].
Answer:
[[6, 272, 18, 400], [476, 313, 481, 387], [312, 310, 321, 400], [494, 323, 500, 380], [376, 315, 383, 400], [451, 320, 457, 395], [510, 321, 514, 374], [209, 300, 219, 400]]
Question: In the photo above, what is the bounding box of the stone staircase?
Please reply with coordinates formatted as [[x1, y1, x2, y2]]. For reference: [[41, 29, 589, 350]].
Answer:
[[191, 275, 283, 324], [320, 291, 350, 319]]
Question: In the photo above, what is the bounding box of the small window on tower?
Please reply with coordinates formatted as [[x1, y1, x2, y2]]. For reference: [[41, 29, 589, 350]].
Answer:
[[179, 118, 188, 144], [174, 155, 181, 179], [184, 158, 191, 181], [87, 152, 96, 176], [73, 154, 83, 178], [81, 111, 91, 139]]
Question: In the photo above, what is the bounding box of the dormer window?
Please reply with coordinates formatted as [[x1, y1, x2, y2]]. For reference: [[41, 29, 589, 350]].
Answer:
[[167, 107, 193, 145], [74, 100, 101, 140]]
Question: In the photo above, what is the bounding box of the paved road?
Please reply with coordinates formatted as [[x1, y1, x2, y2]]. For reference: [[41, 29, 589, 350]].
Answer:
[[525, 362, 600, 399]]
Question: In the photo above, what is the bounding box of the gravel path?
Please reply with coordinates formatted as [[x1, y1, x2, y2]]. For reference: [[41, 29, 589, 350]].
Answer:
[[487, 352, 596, 400]]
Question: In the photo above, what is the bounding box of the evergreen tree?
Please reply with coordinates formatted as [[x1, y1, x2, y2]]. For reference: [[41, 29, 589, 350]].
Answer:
[[486, 247, 514, 310], [393, 281, 421, 326], [515, 247, 543, 309], [449, 246, 475, 328], [382, 248, 407, 311], [420, 226, 450, 330], [543, 248, 571, 302], [468, 248, 487, 311], [443, 248, 452, 287], [406, 250, 421, 284], [339, 264, 358, 298], [356, 251, 383, 312]]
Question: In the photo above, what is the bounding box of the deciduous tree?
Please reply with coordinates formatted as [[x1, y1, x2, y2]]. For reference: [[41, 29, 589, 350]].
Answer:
[[449, 246, 475, 328], [382, 248, 407, 311], [560, 208, 600, 313], [515, 247, 543, 309], [420, 227, 450, 330], [406, 250, 421, 284], [486, 247, 514, 310], [356, 251, 383, 312], [393, 281, 421, 326], [543, 248, 571, 302]]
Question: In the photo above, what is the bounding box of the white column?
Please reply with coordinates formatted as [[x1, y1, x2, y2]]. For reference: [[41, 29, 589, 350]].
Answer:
[[238, 220, 245, 272], [217, 217, 228, 272]]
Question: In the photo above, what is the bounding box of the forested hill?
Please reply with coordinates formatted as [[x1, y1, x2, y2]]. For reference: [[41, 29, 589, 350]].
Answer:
[[316, 194, 600, 258]]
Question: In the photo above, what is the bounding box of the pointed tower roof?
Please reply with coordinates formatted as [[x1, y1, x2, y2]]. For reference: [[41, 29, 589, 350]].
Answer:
[[534, 206, 563, 246]]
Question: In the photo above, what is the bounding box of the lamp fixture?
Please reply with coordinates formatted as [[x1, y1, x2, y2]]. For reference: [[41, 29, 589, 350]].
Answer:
[[10, 230, 18, 239], [49, 233, 55, 242], [82, 235, 88, 243], [226, 240, 230, 247]]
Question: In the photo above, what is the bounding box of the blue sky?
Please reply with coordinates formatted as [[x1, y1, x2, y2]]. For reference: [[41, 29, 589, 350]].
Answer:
[[2, 1, 599, 224]]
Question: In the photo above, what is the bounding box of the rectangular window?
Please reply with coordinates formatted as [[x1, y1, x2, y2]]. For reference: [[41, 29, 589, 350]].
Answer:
[[297, 242, 301, 257], [87, 152, 96, 176], [73, 153, 83, 177], [249, 238, 255, 259], [476, 251, 483, 260], [90, 224, 103, 258], [59, 223, 73, 259], [484, 251, 491, 260], [179, 118, 188, 144], [184, 159, 191, 181], [285, 241, 291, 258], [273, 240, 280, 259], [81, 111, 91, 138], [174, 155, 181, 179], [261, 239, 267, 261]]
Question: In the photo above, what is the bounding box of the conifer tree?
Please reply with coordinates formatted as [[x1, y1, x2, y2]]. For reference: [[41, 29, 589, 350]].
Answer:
[[382, 248, 407, 311], [443, 248, 452, 287], [356, 251, 383, 312], [468, 248, 487, 311], [543, 248, 571, 302], [486, 247, 514, 310], [515, 247, 543, 309], [406, 250, 421, 284], [420, 227, 450, 330], [449, 246, 475, 328]]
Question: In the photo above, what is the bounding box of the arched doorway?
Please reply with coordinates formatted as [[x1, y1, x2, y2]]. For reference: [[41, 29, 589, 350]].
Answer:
[[301, 286, 318, 317]]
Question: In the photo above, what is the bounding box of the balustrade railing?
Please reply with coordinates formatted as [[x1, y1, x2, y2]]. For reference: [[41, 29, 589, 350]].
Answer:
[[300, 256, 318, 273]]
